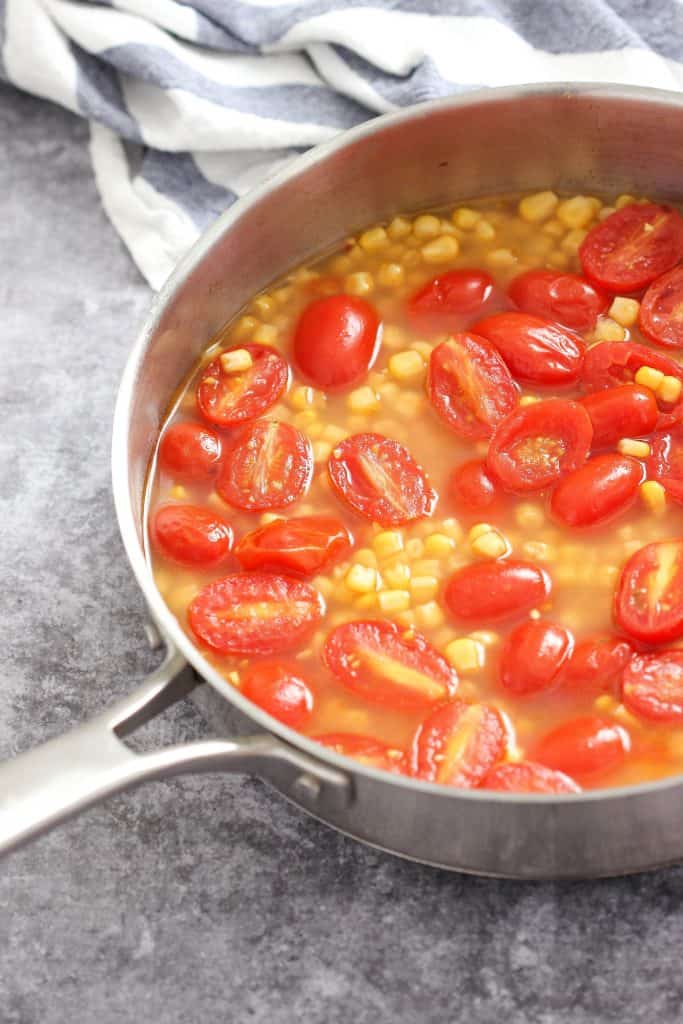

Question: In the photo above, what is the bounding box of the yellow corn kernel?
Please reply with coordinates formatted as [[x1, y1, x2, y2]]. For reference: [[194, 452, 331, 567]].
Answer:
[[616, 194, 636, 209], [546, 251, 569, 269], [329, 254, 353, 276], [387, 215, 412, 240], [519, 394, 540, 406], [640, 479, 667, 513], [273, 285, 293, 305], [411, 558, 441, 577], [470, 529, 509, 559], [354, 592, 378, 611], [382, 325, 408, 351], [346, 385, 380, 415], [170, 484, 187, 500], [474, 219, 496, 242], [561, 227, 588, 253], [439, 218, 459, 236], [410, 340, 433, 360], [468, 522, 493, 543], [542, 218, 566, 238], [598, 205, 616, 220], [319, 425, 345, 447], [379, 381, 400, 402], [405, 537, 425, 560], [515, 502, 544, 529], [293, 409, 317, 428], [410, 575, 439, 603], [486, 248, 516, 268], [345, 564, 378, 594], [353, 547, 378, 568], [312, 575, 334, 600], [659, 375, 683, 404], [287, 385, 315, 410], [383, 563, 411, 589], [220, 348, 253, 373], [395, 610, 416, 628], [388, 349, 425, 382], [594, 694, 618, 714], [413, 214, 441, 239], [359, 226, 389, 252], [469, 629, 501, 647], [440, 518, 463, 541], [307, 421, 324, 440], [259, 512, 283, 526], [556, 196, 600, 229], [233, 314, 258, 337], [402, 249, 422, 268], [617, 438, 650, 458], [421, 235, 460, 263], [444, 637, 484, 673], [312, 440, 332, 463], [594, 317, 626, 342], [377, 262, 405, 288], [635, 365, 665, 391], [414, 601, 445, 629], [608, 296, 640, 327], [251, 294, 275, 318], [378, 589, 411, 614], [423, 533, 456, 557], [613, 704, 643, 730], [453, 207, 481, 229], [345, 272, 374, 296], [253, 323, 278, 346], [373, 530, 404, 560], [522, 540, 555, 562], [518, 190, 559, 223]]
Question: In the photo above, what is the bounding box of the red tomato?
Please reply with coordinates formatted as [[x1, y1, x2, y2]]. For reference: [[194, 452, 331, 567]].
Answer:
[[327, 433, 437, 527], [426, 332, 518, 440], [579, 203, 683, 293], [315, 734, 406, 774], [581, 385, 658, 448], [615, 539, 683, 645], [444, 560, 551, 625], [151, 504, 233, 567], [549, 454, 644, 528], [561, 634, 633, 696], [508, 269, 608, 332], [323, 620, 457, 710], [407, 269, 504, 332], [196, 344, 289, 427], [158, 421, 221, 480], [481, 761, 581, 794], [581, 342, 683, 429], [216, 419, 312, 511], [647, 430, 683, 503], [622, 650, 683, 723], [293, 294, 380, 390], [499, 619, 573, 696], [487, 399, 593, 493], [448, 459, 505, 519], [473, 312, 585, 387], [188, 573, 323, 656], [235, 516, 352, 576], [241, 660, 314, 728], [639, 266, 683, 349], [410, 699, 507, 788], [535, 716, 630, 777]]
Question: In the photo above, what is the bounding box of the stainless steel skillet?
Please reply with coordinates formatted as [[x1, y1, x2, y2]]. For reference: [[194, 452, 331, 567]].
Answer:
[[2, 83, 683, 879]]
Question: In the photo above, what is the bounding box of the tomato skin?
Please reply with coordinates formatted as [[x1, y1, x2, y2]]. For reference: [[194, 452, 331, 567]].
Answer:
[[151, 504, 233, 567], [481, 761, 581, 794], [580, 203, 683, 293], [499, 619, 573, 697], [487, 399, 593, 493], [535, 716, 630, 777], [448, 459, 505, 519], [315, 733, 406, 774], [189, 573, 324, 656], [615, 540, 683, 645], [639, 266, 683, 349], [560, 634, 633, 696], [327, 432, 437, 527], [408, 269, 505, 332], [410, 699, 507, 788], [235, 516, 352, 577], [158, 421, 221, 480], [622, 650, 683, 723], [293, 294, 380, 390], [323, 620, 457, 710], [647, 430, 683, 504], [241, 661, 314, 728], [196, 344, 289, 427], [581, 385, 659, 449], [549, 454, 644, 528], [508, 269, 608, 332], [427, 332, 518, 440], [581, 342, 683, 430], [473, 312, 585, 387], [444, 560, 551, 625], [216, 419, 313, 511]]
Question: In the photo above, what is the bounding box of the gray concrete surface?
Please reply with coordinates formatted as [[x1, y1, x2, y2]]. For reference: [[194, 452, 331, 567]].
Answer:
[[1, 83, 683, 1024]]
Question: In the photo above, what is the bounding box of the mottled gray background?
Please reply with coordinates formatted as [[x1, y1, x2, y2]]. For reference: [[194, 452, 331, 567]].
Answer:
[[1, 83, 682, 1024]]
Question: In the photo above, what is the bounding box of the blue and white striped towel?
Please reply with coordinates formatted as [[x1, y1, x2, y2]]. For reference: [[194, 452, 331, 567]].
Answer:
[[1, 0, 681, 288]]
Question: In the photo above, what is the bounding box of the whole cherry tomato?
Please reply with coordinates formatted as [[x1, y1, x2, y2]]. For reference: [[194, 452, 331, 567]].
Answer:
[[241, 660, 314, 728], [549, 454, 644, 528], [473, 312, 585, 387], [560, 634, 633, 696], [499, 619, 573, 696], [622, 650, 683, 723], [535, 716, 630, 777], [508, 269, 608, 332], [444, 560, 551, 624], [151, 504, 233, 567], [293, 294, 380, 390], [158, 421, 221, 480], [315, 734, 406, 774], [481, 761, 580, 794], [581, 342, 683, 430], [408, 269, 505, 332], [448, 459, 505, 519], [581, 385, 658, 449], [235, 516, 352, 576]]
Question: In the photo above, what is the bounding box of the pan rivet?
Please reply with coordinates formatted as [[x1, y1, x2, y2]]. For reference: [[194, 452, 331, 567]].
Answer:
[[292, 773, 321, 803]]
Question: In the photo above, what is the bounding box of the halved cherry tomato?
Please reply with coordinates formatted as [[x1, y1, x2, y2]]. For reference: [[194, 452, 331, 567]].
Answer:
[[426, 332, 518, 439], [581, 342, 683, 429], [481, 761, 580, 794], [235, 516, 352, 577], [535, 716, 630, 777], [410, 699, 507, 787], [615, 539, 683, 645], [293, 294, 380, 390], [473, 312, 585, 387], [407, 269, 504, 332], [622, 650, 683, 723], [315, 734, 406, 774], [581, 385, 658, 449], [579, 203, 683, 293], [647, 429, 683, 503], [508, 269, 608, 332], [216, 419, 313, 511], [448, 459, 506, 520], [499, 619, 573, 696], [640, 266, 683, 349], [323, 620, 457, 710], [241, 660, 314, 728], [188, 573, 323, 656], [560, 633, 633, 696], [196, 344, 289, 427], [549, 454, 644, 528], [151, 504, 233, 567], [487, 399, 592, 493], [158, 421, 221, 480], [327, 433, 437, 527], [444, 560, 551, 624]]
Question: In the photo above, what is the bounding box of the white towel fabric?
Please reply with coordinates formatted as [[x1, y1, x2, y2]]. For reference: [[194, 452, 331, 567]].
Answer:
[[1, 0, 682, 288]]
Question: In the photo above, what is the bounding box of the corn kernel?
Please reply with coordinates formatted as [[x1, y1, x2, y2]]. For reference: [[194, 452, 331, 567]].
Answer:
[[445, 637, 484, 673], [424, 533, 456, 557], [382, 325, 407, 351], [354, 547, 378, 568], [378, 589, 411, 613], [220, 348, 253, 373], [251, 294, 275, 318], [405, 538, 425, 560], [561, 228, 588, 253], [410, 575, 439, 603], [421, 235, 460, 263], [546, 251, 569, 269], [617, 438, 651, 458], [293, 409, 317, 428], [518, 191, 559, 223], [312, 576, 334, 600], [383, 563, 411, 589], [411, 558, 441, 576], [475, 220, 496, 242], [321, 424, 347, 446], [469, 630, 500, 647], [402, 249, 421, 268], [379, 381, 400, 401], [519, 394, 540, 406], [377, 262, 405, 288], [345, 564, 378, 594], [395, 610, 416, 628], [312, 440, 332, 463], [170, 484, 187, 500], [346, 385, 379, 415], [542, 218, 566, 238], [635, 365, 665, 391], [359, 226, 389, 252], [345, 272, 374, 296], [287, 385, 315, 410], [354, 592, 378, 611], [468, 522, 493, 543], [259, 512, 284, 526], [441, 518, 463, 541], [515, 503, 545, 529], [598, 205, 615, 220], [253, 323, 278, 346], [387, 216, 412, 240], [594, 317, 626, 342], [470, 529, 509, 559], [522, 540, 555, 562], [414, 601, 445, 629], [330, 254, 353, 276], [556, 196, 600, 229], [616, 194, 636, 209], [486, 248, 516, 268], [659, 375, 683, 404], [453, 207, 481, 229], [410, 340, 433, 360], [373, 530, 404, 560], [388, 349, 425, 382], [640, 479, 667, 513], [608, 296, 640, 327], [413, 214, 441, 239], [233, 314, 258, 337]]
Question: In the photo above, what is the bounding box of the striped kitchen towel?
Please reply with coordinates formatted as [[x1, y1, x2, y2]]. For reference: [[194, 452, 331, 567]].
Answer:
[[1, 0, 682, 289]]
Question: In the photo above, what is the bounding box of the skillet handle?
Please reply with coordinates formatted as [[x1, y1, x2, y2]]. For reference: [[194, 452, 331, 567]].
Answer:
[[0, 640, 351, 858]]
